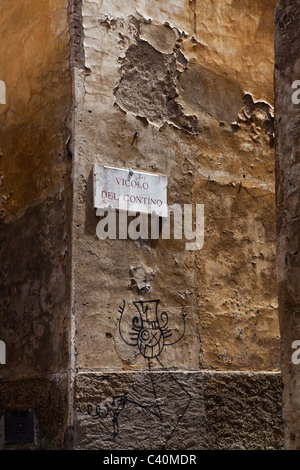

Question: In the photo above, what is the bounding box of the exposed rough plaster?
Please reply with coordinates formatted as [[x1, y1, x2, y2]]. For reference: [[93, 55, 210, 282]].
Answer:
[[240, 93, 274, 136], [114, 37, 198, 134], [129, 264, 156, 293]]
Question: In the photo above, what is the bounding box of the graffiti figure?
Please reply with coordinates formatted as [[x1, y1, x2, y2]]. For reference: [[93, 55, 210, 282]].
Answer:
[[87, 300, 191, 446], [116, 299, 191, 444]]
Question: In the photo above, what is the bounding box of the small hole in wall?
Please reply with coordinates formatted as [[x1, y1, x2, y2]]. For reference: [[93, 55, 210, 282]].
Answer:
[[106, 332, 113, 339]]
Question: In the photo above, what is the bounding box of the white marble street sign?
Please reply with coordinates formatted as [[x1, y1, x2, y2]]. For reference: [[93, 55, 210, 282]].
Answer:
[[93, 164, 168, 217]]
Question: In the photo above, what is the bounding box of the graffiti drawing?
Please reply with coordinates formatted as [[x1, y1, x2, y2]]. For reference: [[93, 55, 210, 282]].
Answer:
[[118, 299, 186, 359], [87, 300, 191, 446]]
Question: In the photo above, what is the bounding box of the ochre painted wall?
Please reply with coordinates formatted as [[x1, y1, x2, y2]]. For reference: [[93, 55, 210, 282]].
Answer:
[[0, 0, 72, 449]]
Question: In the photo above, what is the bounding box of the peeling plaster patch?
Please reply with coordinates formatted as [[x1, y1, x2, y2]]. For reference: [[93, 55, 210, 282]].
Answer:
[[175, 48, 189, 73], [239, 93, 274, 136], [129, 264, 156, 293], [139, 22, 176, 54], [177, 61, 244, 123], [114, 39, 198, 134], [98, 15, 118, 30]]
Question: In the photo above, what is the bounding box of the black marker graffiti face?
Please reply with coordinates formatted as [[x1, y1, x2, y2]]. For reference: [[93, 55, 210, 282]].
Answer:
[[137, 322, 164, 359], [118, 300, 187, 360]]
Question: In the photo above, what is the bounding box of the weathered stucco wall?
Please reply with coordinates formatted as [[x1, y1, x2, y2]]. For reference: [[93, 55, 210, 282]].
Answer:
[[0, 0, 72, 449], [72, 0, 283, 449], [275, 0, 300, 450], [0, 0, 284, 450]]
